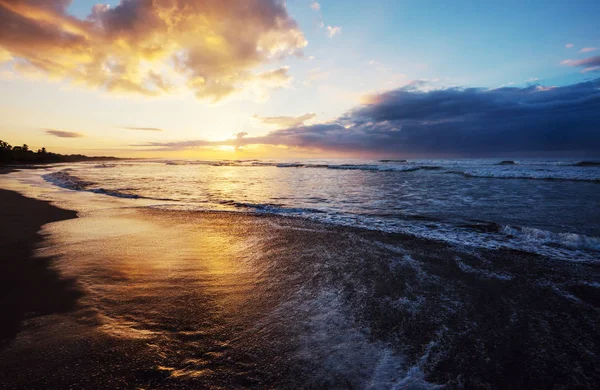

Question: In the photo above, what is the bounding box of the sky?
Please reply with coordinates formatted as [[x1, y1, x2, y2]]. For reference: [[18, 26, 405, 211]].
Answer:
[[0, 0, 599, 158]]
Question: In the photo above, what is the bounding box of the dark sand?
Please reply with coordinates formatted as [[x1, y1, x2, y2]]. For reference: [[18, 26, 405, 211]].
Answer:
[[0, 177, 599, 388], [0, 186, 80, 343]]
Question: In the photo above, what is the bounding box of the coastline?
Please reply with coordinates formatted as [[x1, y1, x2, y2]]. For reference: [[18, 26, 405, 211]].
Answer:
[[0, 187, 80, 343], [0, 170, 598, 387]]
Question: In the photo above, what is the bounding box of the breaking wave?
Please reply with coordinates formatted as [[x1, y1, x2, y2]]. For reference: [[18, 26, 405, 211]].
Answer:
[[43, 170, 170, 200], [217, 200, 326, 215], [43, 169, 94, 191], [448, 169, 600, 182], [500, 225, 600, 252]]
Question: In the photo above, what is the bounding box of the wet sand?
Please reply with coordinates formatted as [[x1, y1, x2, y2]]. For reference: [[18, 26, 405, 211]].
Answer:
[[0, 188, 79, 342], [0, 184, 599, 388]]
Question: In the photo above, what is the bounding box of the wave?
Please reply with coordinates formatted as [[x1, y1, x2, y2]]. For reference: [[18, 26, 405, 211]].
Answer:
[[43, 170, 174, 201], [166, 160, 445, 173], [217, 199, 325, 214], [447, 170, 600, 183], [274, 163, 306, 168], [42, 168, 599, 261], [43, 169, 94, 191], [573, 161, 600, 167], [93, 163, 117, 169], [455, 219, 600, 253], [262, 162, 443, 172], [162, 159, 600, 180], [500, 225, 600, 252], [90, 188, 141, 199]]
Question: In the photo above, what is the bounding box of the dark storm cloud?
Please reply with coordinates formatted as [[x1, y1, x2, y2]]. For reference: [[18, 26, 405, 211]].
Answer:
[[44, 129, 84, 138], [137, 79, 600, 156]]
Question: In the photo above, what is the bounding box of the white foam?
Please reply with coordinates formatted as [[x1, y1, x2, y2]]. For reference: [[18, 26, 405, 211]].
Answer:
[[501, 225, 600, 252]]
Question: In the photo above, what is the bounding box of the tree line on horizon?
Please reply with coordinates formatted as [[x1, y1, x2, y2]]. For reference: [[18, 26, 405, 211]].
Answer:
[[0, 140, 116, 164]]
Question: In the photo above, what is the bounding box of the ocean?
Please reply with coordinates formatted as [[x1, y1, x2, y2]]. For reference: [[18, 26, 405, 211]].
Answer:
[[1, 159, 599, 388], [42, 158, 600, 262]]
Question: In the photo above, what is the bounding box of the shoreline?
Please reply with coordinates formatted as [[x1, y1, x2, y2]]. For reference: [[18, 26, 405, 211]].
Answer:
[[0, 176, 598, 387], [0, 187, 80, 343]]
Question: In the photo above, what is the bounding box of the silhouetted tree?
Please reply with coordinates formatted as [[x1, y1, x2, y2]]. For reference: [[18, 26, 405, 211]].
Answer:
[[0, 140, 11, 150], [0, 139, 117, 164]]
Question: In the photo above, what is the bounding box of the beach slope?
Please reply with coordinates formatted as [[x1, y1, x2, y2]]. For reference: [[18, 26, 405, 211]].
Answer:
[[0, 188, 80, 342]]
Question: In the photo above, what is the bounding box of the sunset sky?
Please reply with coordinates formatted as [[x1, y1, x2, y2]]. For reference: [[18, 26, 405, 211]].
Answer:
[[1, 0, 599, 158]]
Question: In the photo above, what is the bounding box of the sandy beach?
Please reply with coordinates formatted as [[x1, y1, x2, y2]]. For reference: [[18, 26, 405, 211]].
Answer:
[[0, 172, 599, 388], [0, 185, 79, 343]]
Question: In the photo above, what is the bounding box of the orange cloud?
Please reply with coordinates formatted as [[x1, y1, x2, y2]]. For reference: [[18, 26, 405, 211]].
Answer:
[[253, 113, 316, 128], [0, 0, 307, 101]]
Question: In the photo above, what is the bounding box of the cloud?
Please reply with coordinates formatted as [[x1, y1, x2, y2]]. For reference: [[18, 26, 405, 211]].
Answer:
[[561, 56, 600, 73], [0, 0, 307, 101], [123, 127, 163, 132], [565, 43, 574, 48], [327, 26, 341, 38], [302, 67, 329, 86], [580, 47, 598, 53], [254, 66, 292, 86], [45, 129, 84, 138], [132, 139, 215, 151], [137, 79, 600, 156], [310, 2, 321, 11], [253, 113, 316, 128], [234, 131, 248, 150]]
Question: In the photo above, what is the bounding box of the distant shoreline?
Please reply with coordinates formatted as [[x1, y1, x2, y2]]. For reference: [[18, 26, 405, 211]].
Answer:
[[1, 139, 122, 165], [0, 157, 123, 167]]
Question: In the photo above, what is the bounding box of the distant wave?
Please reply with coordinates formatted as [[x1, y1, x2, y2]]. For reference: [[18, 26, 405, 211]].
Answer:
[[166, 160, 444, 173], [161, 160, 600, 180], [93, 163, 117, 169], [447, 170, 600, 183], [573, 161, 600, 167]]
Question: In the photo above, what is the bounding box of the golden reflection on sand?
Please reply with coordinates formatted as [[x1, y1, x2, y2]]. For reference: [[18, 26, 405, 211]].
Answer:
[[39, 207, 262, 343]]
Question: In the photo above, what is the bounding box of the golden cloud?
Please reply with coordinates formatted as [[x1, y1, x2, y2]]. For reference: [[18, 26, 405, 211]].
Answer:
[[0, 0, 307, 101], [253, 112, 316, 128]]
